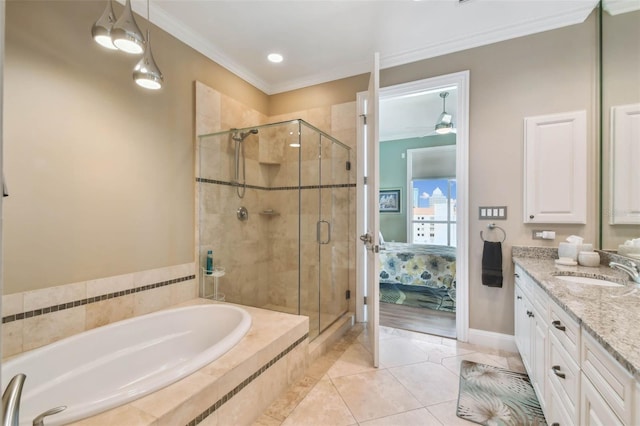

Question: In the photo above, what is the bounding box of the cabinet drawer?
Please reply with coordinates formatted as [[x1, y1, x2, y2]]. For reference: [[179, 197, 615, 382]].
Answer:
[[581, 330, 635, 425], [549, 333, 580, 421], [549, 301, 580, 360]]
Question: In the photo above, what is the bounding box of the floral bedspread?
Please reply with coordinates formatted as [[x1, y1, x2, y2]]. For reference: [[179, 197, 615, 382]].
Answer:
[[379, 243, 457, 293]]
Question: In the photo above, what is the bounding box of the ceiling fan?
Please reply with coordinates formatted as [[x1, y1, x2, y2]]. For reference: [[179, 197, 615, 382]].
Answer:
[[398, 91, 457, 138]]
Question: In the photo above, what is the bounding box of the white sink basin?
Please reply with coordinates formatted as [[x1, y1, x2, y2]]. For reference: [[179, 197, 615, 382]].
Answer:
[[555, 276, 623, 287]]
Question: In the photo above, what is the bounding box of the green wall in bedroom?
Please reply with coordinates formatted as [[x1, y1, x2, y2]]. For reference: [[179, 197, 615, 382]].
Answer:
[[379, 134, 456, 242]]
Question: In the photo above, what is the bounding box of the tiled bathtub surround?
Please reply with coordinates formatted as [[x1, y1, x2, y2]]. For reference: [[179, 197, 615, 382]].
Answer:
[[69, 299, 309, 426], [2, 262, 197, 358]]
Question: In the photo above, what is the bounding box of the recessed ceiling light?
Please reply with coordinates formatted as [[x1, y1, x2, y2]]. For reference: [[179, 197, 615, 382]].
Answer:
[[268, 53, 283, 63]]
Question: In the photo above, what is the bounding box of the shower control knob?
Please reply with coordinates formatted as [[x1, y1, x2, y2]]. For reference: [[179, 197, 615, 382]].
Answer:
[[236, 206, 248, 221]]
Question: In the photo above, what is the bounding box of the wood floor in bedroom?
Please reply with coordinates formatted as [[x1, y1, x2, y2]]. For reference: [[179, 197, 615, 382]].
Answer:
[[380, 302, 456, 338]]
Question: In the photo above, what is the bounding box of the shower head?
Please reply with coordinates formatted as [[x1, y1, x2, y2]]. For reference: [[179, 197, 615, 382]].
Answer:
[[232, 129, 258, 142]]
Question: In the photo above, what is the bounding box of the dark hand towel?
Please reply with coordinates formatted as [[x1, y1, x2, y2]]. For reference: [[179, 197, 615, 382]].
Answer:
[[482, 241, 503, 287]]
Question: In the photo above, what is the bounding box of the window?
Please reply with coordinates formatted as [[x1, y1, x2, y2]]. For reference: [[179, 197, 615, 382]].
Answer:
[[411, 178, 456, 246]]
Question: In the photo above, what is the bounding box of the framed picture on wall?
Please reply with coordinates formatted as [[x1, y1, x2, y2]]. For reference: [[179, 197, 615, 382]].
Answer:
[[379, 189, 401, 213]]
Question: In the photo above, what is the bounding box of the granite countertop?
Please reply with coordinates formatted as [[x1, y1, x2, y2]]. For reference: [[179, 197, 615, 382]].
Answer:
[[512, 256, 640, 381]]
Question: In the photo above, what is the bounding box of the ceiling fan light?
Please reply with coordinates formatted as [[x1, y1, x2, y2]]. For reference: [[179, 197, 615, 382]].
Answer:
[[111, 0, 145, 54], [435, 122, 454, 134], [91, 0, 117, 50], [133, 30, 163, 90]]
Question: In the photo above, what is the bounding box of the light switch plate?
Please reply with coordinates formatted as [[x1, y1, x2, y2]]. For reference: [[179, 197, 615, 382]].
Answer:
[[479, 206, 508, 220]]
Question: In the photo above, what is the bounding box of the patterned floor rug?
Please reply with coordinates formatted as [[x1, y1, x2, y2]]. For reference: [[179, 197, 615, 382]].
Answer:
[[379, 282, 455, 312], [456, 361, 547, 426]]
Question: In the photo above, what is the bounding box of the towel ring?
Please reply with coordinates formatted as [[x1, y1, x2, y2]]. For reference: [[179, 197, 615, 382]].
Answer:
[[480, 223, 506, 243]]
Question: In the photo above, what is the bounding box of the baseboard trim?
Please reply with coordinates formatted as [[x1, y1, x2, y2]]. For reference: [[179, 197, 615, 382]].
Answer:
[[467, 328, 517, 353]]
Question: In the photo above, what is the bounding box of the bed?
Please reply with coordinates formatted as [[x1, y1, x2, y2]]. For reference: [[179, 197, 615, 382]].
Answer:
[[379, 242, 457, 312]]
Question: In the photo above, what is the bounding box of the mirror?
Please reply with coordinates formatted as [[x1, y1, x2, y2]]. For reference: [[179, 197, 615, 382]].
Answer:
[[600, 2, 640, 259]]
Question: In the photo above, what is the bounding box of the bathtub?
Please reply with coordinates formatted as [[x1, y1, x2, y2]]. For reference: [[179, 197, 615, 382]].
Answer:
[[1, 304, 251, 426]]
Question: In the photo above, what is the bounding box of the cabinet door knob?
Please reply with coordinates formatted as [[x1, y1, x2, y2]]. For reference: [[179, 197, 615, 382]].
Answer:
[[517, 296, 522, 300], [514, 273, 520, 278], [552, 320, 566, 331], [552, 365, 566, 379], [529, 214, 535, 219]]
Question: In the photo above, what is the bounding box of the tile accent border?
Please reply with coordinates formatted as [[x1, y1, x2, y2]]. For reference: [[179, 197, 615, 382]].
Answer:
[[187, 333, 309, 426], [196, 177, 355, 191], [1, 275, 196, 324]]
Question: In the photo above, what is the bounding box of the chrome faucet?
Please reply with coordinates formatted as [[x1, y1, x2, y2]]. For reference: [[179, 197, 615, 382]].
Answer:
[[609, 262, 640, 285], [2, 373, 26, 426]]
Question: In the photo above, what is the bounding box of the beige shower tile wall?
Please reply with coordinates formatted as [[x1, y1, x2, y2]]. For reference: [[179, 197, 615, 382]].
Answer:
[[1, 263, 197, 359], [196, 82, 357, 318], [196, 82, 272, 311]]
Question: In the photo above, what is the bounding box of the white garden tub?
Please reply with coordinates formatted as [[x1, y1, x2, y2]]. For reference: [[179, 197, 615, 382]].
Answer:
[[1, 304, 251, 426]]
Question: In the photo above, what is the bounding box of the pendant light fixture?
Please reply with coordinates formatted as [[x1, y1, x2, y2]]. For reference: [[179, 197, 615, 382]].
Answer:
[[111, 0, 145, 54], [91, 0, 117, 50], [133, 0, 163, 90], [134, 30, 164, 90], [434, 92, 454, 135]]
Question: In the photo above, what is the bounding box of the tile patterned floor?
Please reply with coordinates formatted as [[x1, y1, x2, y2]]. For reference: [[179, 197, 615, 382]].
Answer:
[[253, 325, 525, 426]]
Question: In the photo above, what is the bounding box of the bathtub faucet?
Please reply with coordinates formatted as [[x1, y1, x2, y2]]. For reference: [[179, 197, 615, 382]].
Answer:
[[2, 373, 26, 426], [32, 406, 67, 426]]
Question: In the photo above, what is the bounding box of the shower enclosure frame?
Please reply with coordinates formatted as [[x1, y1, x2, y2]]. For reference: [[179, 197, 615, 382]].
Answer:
[[196, 119, 352, 340]]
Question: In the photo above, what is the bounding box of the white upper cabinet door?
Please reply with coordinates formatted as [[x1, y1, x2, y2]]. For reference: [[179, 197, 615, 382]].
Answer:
[[524, 110, 587, 224], [610, 103, 640, 224]]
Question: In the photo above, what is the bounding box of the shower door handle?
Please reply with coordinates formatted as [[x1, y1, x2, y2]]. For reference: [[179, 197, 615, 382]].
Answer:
[[317, 220, 331, 244]]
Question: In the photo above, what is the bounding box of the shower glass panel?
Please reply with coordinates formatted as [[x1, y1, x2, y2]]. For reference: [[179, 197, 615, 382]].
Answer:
[[197, 119, 351, 340]]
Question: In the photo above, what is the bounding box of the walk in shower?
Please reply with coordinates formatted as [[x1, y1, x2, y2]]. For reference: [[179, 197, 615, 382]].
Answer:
[[197, 119, 352, 339]]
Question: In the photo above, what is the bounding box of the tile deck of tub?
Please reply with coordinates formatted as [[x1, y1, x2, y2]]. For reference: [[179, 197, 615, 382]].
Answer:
[[70, 299, 309, 426]]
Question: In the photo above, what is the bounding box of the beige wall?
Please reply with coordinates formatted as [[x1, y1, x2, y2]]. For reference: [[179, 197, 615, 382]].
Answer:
[[271, 14, 599, 335], [3, 1, 268, 294]]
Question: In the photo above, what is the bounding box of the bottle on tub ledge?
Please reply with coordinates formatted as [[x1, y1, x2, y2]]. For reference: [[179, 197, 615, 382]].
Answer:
[[206, 250, 214, 275]]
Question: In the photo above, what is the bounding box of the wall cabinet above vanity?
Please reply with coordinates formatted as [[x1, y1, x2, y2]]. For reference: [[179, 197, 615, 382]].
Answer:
[[523, 110, 587, 224]]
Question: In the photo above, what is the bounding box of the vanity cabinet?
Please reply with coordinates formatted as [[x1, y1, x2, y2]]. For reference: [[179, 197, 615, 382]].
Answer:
[[513, 263, 639, 426], [523, 110, 587, 224]]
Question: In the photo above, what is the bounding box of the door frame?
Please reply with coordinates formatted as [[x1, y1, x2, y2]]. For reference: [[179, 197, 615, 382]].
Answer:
[[356, 70, 470, 342]]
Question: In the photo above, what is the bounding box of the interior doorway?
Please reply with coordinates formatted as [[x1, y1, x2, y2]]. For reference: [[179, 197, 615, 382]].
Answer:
[[357, 71, 469, 342]]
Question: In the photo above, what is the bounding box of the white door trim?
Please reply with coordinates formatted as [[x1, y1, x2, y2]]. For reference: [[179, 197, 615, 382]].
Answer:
[[356, 70, 470, 342]]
